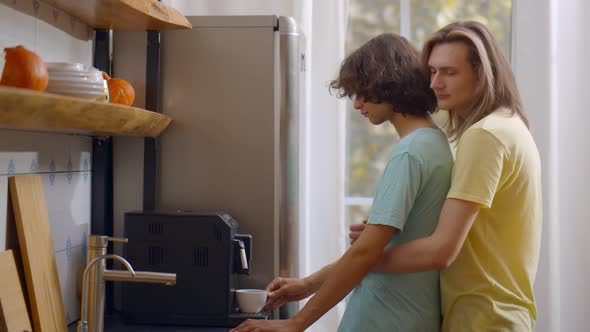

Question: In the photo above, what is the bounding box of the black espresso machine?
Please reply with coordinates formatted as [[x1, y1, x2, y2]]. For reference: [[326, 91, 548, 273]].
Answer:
[[121, 210, 269, 327]]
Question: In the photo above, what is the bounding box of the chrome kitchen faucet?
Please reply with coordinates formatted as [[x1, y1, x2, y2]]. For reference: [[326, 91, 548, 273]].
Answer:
[[76, 235, 176, 332]]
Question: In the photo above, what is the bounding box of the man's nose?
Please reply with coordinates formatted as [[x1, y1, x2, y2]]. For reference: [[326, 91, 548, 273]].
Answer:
[[430, 72, 444, 90], [353, 98, 364, 110]]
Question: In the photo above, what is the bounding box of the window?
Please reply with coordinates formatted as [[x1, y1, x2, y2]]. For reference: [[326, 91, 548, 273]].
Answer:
[[344, 0, 513, 230]]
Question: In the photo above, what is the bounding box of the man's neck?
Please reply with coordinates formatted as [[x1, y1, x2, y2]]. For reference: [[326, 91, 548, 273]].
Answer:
[[390, 113, 438, 139]]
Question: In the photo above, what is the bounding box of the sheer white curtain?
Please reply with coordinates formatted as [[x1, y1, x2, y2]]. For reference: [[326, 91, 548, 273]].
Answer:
[[300, 1, 349, 331], [514, 1, 590, 331], [164, 1, 349, 330]]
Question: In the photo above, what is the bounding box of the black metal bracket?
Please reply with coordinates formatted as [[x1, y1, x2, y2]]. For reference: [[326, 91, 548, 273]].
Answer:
[[91, 29, 113, 238], [143, 30, 161, 211], [91, 28, 114, 314]]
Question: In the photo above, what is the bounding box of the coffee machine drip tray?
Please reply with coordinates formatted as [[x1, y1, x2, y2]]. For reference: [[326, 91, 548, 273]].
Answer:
[[228, 311, 271, 325]]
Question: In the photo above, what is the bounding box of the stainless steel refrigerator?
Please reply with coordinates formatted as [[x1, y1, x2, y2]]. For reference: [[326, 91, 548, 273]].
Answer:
[[157, 16, 304, 317]]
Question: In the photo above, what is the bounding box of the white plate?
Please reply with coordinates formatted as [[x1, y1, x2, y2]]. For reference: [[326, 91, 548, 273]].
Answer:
[[47, 87, 106, 95], [46, 84, 107, 94], [53, 91, 108, 101], [49, 71, 103, 80], [48, 82, 106, 90], [49, 75, 103, 82], [49, 72, 103, 79], [45, 62, 87, 71]]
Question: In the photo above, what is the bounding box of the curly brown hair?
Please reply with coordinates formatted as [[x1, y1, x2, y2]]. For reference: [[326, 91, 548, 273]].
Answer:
[[330, 33, 436, 117]]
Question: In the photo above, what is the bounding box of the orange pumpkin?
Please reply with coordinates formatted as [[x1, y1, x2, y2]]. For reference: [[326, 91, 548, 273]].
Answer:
[[1, 45, 48, 91], [102, 72, 135, 106]]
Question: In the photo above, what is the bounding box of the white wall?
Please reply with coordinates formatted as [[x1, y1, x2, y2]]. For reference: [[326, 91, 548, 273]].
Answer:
[[0, 2, 93, 325], [512, 1, 554, 331], [551, 1, 590, 331], [514, 1, 590, 331]]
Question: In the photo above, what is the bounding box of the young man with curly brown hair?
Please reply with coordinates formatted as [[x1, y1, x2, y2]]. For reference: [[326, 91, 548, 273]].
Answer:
[[232, 33, 453, 332]]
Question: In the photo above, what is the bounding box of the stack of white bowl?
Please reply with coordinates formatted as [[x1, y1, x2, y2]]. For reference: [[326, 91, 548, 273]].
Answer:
[[46, 62, 109, 101]]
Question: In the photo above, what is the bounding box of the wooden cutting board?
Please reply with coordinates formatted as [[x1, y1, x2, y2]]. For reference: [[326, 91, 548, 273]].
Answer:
[[9, 175, 67, 332], [0, 250, 32, 332]]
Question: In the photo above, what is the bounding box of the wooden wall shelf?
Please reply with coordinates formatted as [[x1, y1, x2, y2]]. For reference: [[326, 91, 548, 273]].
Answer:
[[0, 87, 172, 138], [42, 0, 192, 30]]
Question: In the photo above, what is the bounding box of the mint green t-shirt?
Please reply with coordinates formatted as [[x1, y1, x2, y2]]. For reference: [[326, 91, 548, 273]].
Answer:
[[338, 128, 453, 332]]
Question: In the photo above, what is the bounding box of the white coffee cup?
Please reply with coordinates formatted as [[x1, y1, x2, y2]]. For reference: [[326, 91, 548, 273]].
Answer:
[[235, 289, 268, 313]]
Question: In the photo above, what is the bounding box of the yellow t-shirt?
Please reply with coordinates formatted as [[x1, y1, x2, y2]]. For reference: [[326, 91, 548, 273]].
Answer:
[[441, 109, 542, 332]]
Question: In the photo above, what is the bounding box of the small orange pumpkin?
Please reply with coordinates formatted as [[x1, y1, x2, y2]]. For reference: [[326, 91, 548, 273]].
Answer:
[[1, 45, 48, 91], [102, 71, 135, 106]]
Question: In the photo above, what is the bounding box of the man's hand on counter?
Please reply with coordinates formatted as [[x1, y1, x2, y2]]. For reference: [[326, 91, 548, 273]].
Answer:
[[230, 318, 302, 332]]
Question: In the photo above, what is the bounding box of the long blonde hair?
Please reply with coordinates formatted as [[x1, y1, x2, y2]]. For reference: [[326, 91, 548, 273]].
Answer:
[[422, 21, 528, 141]]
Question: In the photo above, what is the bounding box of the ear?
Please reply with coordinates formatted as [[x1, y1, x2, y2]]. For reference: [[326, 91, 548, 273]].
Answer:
[[388, 103, 398, 114]]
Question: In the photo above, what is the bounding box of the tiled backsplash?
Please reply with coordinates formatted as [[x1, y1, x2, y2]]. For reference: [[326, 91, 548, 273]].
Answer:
[[0, 130, 92, 325], [0, 0, 92, 70], [0, 2, 94, 326]]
